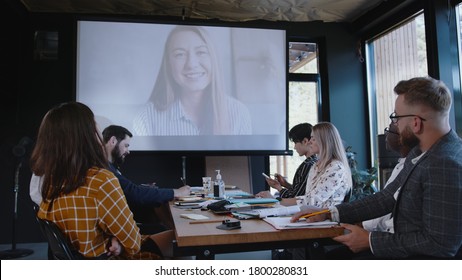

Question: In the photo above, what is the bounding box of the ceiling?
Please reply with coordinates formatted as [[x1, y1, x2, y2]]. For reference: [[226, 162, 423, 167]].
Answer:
[[18, 0, 391, 72], [19, 0, 386, 23]]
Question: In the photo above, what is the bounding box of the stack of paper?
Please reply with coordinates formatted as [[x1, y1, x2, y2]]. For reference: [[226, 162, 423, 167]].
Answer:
[[180, 213, 210, 220], [228, 197, 279, 204], [225, 190, 254, 198], [174, 198, 207, 209], [263, 217, 338, 230], [233, 205, 301, 218], [177, 196, 204, 202]]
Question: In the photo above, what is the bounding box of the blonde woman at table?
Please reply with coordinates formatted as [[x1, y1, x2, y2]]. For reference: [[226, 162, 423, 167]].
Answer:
[[294, 122, 352, 208], [262, 122, 352, 209], [282, 122, 352, 259]]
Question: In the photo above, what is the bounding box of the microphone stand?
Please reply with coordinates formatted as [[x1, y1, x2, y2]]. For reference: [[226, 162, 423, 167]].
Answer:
[[0, 161, 34, 259], [181, 156, 187, 183]]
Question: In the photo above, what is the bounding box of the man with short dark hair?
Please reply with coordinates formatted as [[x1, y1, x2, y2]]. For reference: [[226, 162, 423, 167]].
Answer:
[[258, 123, 317, 199], [102, 125, 190, 209]]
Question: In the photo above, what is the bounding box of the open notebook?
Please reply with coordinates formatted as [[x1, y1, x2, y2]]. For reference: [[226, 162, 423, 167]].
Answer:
[[263, 217, 338, 230], [228, 197, 279, 204], [232, 205, 301, 218]]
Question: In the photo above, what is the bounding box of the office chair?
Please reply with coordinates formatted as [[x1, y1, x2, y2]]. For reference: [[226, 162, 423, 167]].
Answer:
[[34, 204, 80, 260], [343, 187, 352, 203], [35, 215, 81, 260]]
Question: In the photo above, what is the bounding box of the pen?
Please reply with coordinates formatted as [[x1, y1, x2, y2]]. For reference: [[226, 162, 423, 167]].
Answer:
[[299, 209, 330, 220], [180, 177, 186, 185]]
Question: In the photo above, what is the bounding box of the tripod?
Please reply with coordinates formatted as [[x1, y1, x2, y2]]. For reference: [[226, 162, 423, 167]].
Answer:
[[0, 160, 34, 259]]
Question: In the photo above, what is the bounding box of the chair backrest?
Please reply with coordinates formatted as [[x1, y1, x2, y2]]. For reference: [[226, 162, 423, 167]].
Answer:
[[343, 187, 352, 203], [35, 215, 80, 260]]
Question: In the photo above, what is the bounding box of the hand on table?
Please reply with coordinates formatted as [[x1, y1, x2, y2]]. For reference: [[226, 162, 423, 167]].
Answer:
[[290, 206, 328, 223], [174, 185, 191, 198], [255, 191, 274, 198]]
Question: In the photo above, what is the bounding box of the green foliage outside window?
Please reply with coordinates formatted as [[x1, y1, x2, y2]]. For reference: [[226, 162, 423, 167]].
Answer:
[[346, 146, 378, 202]]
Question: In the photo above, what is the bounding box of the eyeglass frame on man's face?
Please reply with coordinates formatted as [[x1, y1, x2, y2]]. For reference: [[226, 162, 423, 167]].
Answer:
[[389, 112, 426, 124]]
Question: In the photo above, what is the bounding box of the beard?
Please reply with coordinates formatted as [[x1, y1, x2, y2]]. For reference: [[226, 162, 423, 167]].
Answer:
[[400, 125, 420, 149], [111, 145, 126, 167]]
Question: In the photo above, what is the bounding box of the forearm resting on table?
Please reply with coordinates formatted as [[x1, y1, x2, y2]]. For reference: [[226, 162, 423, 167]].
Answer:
[[173, 186, 191, 198]]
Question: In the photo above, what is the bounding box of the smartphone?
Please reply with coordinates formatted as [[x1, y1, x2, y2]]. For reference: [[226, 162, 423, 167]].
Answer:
[[262, 172, 271, 179]]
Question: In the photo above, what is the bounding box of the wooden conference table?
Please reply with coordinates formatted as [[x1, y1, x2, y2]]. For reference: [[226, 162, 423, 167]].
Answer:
[[167, 202, 344, 259]]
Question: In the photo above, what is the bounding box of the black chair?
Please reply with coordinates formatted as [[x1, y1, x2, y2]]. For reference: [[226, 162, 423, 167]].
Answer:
[[34, 214, 81, 260], [35, 216, 80, 260]]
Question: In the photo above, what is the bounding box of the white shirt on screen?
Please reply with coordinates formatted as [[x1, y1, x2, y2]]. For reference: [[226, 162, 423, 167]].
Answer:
[[133, 97, 251, 136]]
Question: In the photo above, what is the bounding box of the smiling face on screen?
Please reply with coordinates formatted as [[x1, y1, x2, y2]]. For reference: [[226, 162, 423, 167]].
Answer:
[[168, 30, 212, 95]]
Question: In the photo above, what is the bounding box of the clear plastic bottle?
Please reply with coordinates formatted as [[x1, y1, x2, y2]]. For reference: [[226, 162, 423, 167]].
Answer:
[[214, 170, 225, 198]]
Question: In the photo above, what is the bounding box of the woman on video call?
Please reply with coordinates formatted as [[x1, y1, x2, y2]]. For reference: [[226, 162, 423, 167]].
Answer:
[[133, 25, 252, 136]]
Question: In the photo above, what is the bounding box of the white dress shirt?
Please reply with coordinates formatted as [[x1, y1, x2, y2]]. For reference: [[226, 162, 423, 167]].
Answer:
[[362, 157, 405, 233]]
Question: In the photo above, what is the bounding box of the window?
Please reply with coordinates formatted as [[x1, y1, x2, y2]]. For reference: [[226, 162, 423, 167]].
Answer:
[[269, 42, 320, 193], [458, 3, 462, 51], [452, 1, 462, 137], [366, 12, 427, 187], [289, 42, 318, 74]]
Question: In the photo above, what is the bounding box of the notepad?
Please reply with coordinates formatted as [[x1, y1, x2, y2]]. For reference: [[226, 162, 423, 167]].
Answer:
[[233, 205, 300, 218], [174, 200, 206, 209], [180, 214, 210, 220], [225, 190, 255, 199], [263, 217, 338, 230], [177, 196, 204, 202], [228, 198, 279, 204]]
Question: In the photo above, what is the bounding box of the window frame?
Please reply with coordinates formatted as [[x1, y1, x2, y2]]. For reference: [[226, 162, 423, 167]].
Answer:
[[267, 37, 329, 187]]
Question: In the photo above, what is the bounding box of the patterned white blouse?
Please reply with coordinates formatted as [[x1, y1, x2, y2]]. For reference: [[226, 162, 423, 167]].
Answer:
[[298, 159, 351, 208]]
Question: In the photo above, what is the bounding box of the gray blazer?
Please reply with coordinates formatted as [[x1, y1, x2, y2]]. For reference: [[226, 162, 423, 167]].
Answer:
[[337, 130, 462, 258]]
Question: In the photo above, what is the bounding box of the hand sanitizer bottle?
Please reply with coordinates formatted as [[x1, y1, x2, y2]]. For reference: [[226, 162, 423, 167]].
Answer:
[[214, 170, 225, 199]]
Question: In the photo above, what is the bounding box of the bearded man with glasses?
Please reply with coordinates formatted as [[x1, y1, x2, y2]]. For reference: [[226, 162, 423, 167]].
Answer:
[[293, 76, 462, 259]]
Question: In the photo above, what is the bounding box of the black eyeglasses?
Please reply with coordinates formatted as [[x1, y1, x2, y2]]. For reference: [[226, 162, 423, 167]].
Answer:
[[384, 127, 399, 135], [389, 112, 426, 124]]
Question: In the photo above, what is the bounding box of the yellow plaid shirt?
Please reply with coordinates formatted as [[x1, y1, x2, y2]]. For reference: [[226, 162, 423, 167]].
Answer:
[[38, 167, 158, 259]]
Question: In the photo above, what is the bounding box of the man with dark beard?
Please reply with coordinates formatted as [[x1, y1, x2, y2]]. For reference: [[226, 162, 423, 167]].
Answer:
[[102, 125, 190, 232], [102, 125, 190, 209], [293, 77, 462, 259], [360, 121, 417, 233]]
